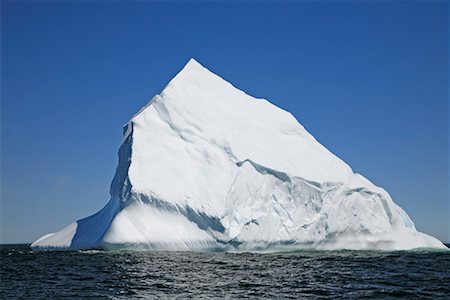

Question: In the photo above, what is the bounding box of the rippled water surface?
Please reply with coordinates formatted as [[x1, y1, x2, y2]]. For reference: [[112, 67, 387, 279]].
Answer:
[[1, 244, 450, 299]]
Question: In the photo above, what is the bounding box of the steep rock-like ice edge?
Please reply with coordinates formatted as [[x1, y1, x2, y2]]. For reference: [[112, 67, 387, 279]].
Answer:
[[31, 59, 446, 251]]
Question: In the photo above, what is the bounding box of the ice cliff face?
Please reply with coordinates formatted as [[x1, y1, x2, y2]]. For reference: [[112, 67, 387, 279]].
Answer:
[[32, 59, 446, 251]]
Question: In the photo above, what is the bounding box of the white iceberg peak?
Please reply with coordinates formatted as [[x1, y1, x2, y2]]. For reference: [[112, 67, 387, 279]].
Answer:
[[184, 57, 204, 70], [169, 58, 214, 84], [31, 60, 447, 251]]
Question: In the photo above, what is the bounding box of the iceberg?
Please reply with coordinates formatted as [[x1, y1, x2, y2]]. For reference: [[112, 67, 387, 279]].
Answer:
[[32, 59, 446, 251]]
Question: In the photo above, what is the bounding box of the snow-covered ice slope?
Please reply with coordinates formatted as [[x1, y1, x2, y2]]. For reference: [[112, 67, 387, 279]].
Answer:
[[32, 59, 446, 251]]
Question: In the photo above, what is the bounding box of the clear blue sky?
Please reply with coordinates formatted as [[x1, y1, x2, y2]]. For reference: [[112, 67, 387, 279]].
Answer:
[[1, 1, 448, 244]]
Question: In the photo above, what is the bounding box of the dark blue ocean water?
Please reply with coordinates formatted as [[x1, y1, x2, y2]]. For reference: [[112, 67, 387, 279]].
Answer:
[[1, 244, 449, 299]]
